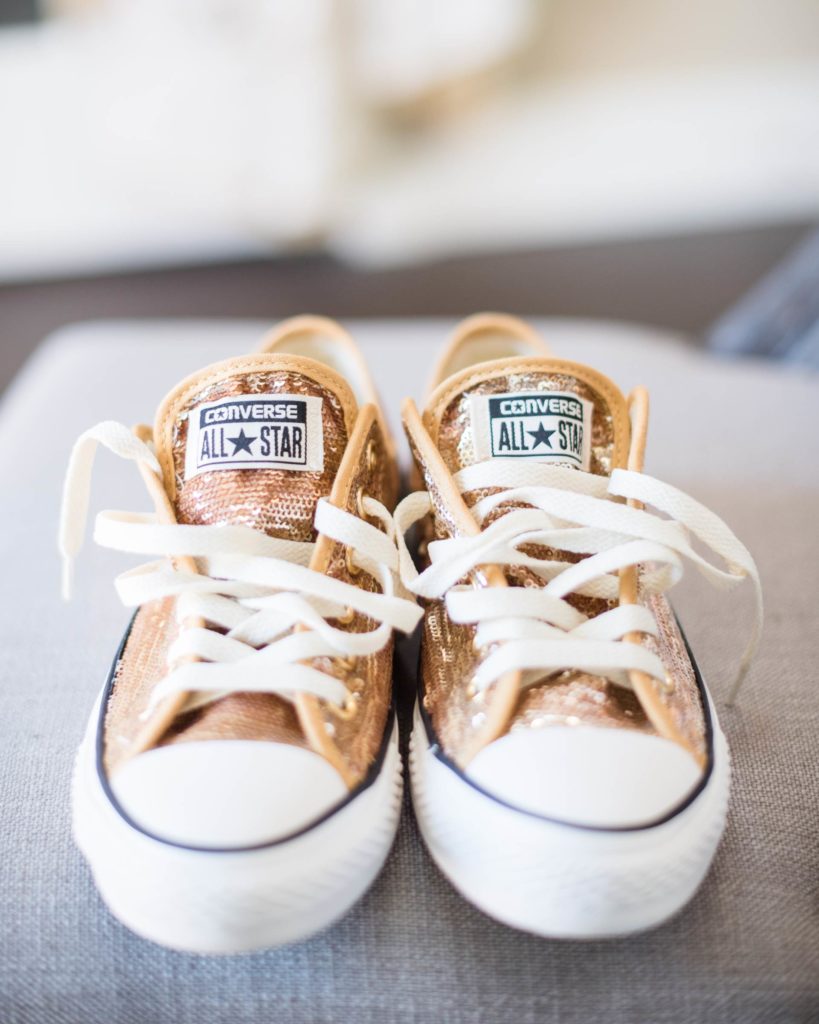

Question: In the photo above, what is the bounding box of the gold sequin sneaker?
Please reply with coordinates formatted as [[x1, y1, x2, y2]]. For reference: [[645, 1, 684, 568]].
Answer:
[[60, 316, 421, 953], [396, 313, 761, 938]]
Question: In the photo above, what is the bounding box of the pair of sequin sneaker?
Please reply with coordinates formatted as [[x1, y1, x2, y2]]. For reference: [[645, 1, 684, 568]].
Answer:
[[60, 314, 761, 952]]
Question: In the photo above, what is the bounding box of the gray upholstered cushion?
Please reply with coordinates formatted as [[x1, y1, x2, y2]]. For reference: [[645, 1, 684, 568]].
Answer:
[[1, 319, 816, 1023]]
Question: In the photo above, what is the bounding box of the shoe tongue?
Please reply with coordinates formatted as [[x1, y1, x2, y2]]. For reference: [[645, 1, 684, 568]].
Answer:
[[426, 356, 631, 480], [154, 354, 358, 540]]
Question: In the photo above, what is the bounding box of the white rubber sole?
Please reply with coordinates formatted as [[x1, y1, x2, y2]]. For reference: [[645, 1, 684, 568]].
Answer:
[[409, 699, 730, 939], [72, 696, 403, 954]]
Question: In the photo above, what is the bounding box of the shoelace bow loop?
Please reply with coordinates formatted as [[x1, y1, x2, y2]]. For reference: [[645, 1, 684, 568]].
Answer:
[[59, 421, 422, 725], [394, 459, 761, 699]]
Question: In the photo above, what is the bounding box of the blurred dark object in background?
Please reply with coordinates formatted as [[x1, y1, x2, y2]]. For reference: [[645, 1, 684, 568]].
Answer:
[[708, 229, 819, 368], [0, 1, 36, 26]]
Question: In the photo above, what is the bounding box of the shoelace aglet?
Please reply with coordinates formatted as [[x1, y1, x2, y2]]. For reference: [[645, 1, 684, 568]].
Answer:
[[725, 678, 742, 707], [725, 660, 749, 707]]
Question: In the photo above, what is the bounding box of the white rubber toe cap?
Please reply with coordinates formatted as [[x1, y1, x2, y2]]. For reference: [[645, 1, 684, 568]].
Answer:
[[110, 741, 348, 848], [465, 726, 703, 829]]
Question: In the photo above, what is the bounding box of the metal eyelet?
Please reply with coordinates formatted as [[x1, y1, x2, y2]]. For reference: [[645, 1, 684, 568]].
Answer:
[[345, 546, 362, 576], [356, 486, 369, 520], [661, 671, 676, 695], [336, 606, 356, 625], [328, 686, 362, 720], [365, 439, 378, 474], [335, 654, 357, 674], [346, 489, 371, 577]]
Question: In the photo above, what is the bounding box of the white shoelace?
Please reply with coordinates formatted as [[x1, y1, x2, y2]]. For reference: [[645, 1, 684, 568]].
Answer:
[[59, 421, 423, 720], [395, 460, 762, 701]]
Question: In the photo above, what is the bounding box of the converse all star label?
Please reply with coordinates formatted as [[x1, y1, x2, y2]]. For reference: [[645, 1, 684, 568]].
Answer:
[[469, 390, 593, 469], [184, 393, 324, 479]]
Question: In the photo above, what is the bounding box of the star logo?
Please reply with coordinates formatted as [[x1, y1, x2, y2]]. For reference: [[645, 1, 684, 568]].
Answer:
[[527, 422, 555, 449], [227, 428, 256, 455]]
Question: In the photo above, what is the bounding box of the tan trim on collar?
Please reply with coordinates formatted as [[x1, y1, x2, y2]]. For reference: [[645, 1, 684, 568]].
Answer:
[[153, 353, 359, 501], [424, 355, 631, 473]]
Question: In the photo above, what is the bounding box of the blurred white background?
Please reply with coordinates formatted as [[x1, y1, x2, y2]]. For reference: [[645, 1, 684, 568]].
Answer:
[[2, 0, 818, 280]]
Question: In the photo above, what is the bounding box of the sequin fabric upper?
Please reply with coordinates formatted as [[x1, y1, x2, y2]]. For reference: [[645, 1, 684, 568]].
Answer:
[[413, 363, 708, 767], [167, 370, 350, 542], [104, 360, 396, 785]]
